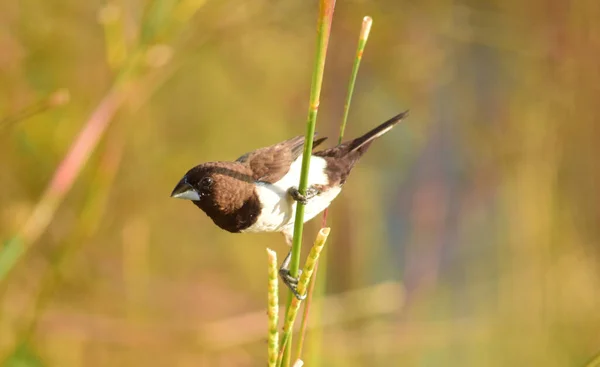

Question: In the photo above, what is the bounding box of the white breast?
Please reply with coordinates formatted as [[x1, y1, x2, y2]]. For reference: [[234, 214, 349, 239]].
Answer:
[[241, 155, 341, 234]]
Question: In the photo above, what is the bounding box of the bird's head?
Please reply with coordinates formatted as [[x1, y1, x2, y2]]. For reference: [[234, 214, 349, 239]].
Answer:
[[171, 162, 255, 214], [171, 164, 215, 202]]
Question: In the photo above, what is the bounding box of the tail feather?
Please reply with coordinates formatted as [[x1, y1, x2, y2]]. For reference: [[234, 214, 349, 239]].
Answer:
[[313, 110, 409, 185], [348, 110, 409, 153]]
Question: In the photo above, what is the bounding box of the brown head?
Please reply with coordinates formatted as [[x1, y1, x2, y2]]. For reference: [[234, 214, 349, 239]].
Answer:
[[171, 162, 261, 232]]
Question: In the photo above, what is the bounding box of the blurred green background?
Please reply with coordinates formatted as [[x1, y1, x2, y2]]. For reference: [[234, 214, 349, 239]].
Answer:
[[1, 0, 600, 366]]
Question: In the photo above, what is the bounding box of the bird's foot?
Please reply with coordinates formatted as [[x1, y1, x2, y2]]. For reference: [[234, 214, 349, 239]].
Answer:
[[288, 186, 319, 205], [279, 268, 306, 300], [279, 250, 306, 300]]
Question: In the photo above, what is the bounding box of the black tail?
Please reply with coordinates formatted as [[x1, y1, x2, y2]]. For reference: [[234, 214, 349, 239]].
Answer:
[[315, 110, 409, 159], [314, 110, 409, 185], [348, 110, 409, 153]]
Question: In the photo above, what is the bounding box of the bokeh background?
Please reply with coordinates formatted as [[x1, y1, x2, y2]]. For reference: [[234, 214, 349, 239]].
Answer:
[[1, 0, 600, 366]]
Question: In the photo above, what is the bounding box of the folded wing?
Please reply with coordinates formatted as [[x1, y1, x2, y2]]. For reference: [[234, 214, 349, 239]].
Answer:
[[237, 135, 327, 184]]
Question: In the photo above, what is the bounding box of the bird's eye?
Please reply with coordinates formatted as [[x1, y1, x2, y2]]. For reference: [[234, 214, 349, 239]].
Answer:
[[201, 177, 213, 188]]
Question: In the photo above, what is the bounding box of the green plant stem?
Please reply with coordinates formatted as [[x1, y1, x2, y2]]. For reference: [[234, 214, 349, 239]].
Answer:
[[294, 261, 318, 361], [281, 1, 336, 366], [338, 16, 372, 144], [296, 15, 373, 364], [278, 228, 330, 367], [295, 212, 329, 363], [287, 0, 336, 283]]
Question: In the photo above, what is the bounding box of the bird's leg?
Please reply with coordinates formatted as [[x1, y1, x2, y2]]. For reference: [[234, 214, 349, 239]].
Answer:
[[278, 250, 306, 300], [288, 186, 320, 205], [279, 230, 305, 300]]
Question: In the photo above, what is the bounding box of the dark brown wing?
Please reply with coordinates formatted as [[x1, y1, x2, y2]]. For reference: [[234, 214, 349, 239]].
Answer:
[[236, 135, 327, 183]]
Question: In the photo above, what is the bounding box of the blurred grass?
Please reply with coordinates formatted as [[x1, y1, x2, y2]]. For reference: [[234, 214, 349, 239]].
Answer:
[[1, 0, 600, 366]]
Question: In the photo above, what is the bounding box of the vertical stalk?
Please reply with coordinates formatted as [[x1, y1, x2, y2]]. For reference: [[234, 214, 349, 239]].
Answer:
[[338, 16, 372, 144], [287, 0, 336, 282], [278, 229, 330, 367], [281, 1, 336, 366], [297, 16, 373, 365]]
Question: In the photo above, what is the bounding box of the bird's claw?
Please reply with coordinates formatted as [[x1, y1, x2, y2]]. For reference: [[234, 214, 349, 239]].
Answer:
[[279, 268, 302, 285], [279, 268, 306, 300], [288, 186, 319, 205]]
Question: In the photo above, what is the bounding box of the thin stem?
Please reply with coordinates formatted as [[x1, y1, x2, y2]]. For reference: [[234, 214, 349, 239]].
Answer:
[[295, 211, 330, 362], [294, 262, 318, 361], [295, 15, 374, 364], [287, 0, 336, 283], [0, 89, 70, 132], [281, 1, 336, 365], [338, 16, 372, 144], [278, 229, 330, 367]]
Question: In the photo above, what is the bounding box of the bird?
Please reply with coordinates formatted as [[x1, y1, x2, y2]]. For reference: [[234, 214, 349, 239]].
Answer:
[[171, 111, 409, 299]]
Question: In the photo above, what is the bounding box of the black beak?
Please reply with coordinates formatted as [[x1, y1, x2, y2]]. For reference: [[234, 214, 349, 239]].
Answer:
[[170, 178, 200, 200]]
